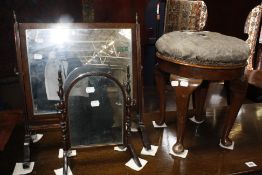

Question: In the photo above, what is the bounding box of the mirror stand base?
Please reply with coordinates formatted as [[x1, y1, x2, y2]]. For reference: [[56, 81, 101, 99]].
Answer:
[[62, 153, 68, 175], [127, 143, 142, 167], [23, 133, 31, 169], [136, 114, 152, 150]]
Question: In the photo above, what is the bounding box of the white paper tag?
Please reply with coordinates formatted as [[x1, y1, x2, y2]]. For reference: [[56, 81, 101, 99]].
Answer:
[[13, 162, 35, 175], [114, 146, 127, 152], [219, 140, 234, 150], [33, 54, 43, 60], [31, 134, 43, 143], [189, 116, 204, 124], [86, 87, 95, 93], [171, 81, 179, 87], [58, 149, 77, 158], [152, 121, 167, 128], [141, 145, 159, 156], [245, 161, 257, 167], [91, 100, 100, 107], [180, 81, 189, 87], [166, 135, 188, 158], [54, 166, 73, 175], [169, 148, 189, 158], [131, 127, 138, 132], [125, 158, 148, 171]]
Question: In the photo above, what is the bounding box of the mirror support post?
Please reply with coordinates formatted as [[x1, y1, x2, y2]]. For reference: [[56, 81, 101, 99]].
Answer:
[[56, 68, 69, 175], [135, 20, 152, 150], [125, 66, 142, 167]]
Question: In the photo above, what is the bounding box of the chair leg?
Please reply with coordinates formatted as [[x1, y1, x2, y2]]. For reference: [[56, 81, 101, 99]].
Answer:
[[171, 76, 202, 154], [154, 65, 167, 125], [221, 77, 248, 146], [224, 81, 231, 105], [193, 80, 209, 122]]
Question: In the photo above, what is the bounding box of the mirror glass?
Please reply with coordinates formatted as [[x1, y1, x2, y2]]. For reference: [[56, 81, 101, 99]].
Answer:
[[67, 75, 124, 147], [25, 28, 132, 115]]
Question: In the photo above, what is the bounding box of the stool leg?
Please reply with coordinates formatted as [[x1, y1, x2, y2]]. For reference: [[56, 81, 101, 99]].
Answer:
[[193, 81, 209, 122], [171, 77, 202, 154], [221, 78, 248, 146], [224, 81, 231, 105], [155, 65, 167, 125]]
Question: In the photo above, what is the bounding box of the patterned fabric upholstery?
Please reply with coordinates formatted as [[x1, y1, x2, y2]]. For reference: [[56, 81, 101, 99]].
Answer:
[[157, 4, 262, 67], [156, 31, 250, 66], [164, 0, 208, 33], [244, 5, 262, 70]]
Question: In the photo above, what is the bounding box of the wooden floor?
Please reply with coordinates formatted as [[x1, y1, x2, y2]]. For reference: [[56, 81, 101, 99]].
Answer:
[[1, 84, 262, 175]]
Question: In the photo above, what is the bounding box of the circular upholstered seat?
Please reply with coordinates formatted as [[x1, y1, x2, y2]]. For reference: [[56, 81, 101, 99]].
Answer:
[[156, 31, 250, 66]]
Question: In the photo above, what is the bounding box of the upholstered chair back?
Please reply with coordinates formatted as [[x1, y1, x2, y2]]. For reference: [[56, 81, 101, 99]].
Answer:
[[164, 0, 208, 33], [244, 5, 262, 70]]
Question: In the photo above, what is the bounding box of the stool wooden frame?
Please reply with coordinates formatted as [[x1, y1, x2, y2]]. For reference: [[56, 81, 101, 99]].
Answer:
[[155, 53, 248, 154]]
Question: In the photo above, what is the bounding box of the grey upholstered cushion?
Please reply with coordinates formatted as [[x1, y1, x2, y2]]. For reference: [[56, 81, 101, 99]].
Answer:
[[156, 31, 250, 66]]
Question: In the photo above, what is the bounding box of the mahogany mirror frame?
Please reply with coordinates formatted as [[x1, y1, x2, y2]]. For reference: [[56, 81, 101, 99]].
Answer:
[[14, 22, 145, 168]]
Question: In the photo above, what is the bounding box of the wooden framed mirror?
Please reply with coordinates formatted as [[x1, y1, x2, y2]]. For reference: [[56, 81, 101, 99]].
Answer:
[[56, 66, 141, 174], [14, 22, 150, 168], [16, 23, 138, 122]]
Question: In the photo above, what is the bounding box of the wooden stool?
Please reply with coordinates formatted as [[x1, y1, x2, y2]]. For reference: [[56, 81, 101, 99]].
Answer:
[[155, 31, 249, 154]]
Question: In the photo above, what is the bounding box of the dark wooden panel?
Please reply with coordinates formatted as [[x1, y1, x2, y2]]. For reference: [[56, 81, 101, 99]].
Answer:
[[93, 0, 135, 23], [0, 0, 83, 77], [204, 0, 261, 40]]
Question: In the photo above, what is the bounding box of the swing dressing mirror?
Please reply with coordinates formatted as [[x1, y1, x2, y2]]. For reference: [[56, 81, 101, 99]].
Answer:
[[16, 23, 140, 128], [64, 68, 125, 147], [25, 25, 133, 115], [15, 23, 146, 169]]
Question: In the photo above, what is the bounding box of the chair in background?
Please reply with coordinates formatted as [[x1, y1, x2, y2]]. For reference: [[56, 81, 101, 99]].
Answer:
[[225, 4, 262, 104], [244, 4, 262, 71], [245, 4, 262, 101], [163, 0, 207, 33], [154, 4, 261, 155], [155, 0, 208, 125]]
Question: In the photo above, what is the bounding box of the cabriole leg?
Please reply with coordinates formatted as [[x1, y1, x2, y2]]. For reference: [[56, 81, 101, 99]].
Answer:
[[154, 65, 167, 125], [171, 75, 202, 154], [221, 77, 248, 146]]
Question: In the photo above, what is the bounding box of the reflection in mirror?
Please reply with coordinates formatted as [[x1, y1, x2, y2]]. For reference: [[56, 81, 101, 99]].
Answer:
[[66, 75, 124, 147], [25, 28, 132, 115]]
